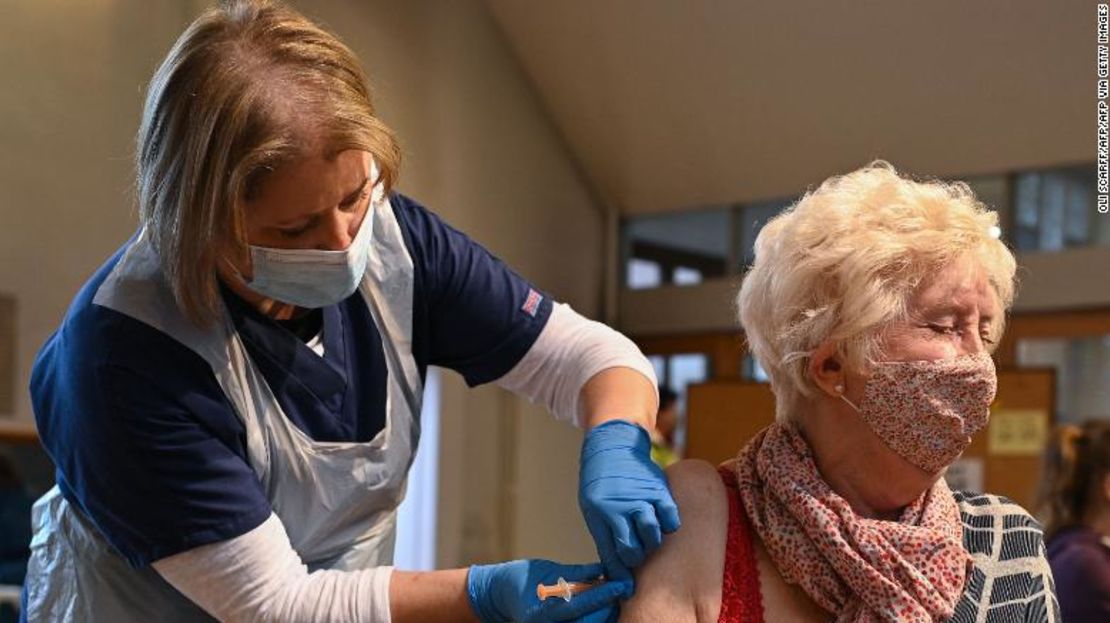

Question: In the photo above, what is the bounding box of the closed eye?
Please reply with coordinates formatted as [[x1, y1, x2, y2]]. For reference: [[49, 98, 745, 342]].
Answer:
[[339, 188, 372, 212], [926, 323, 995, 345], [278, 218, 316, 239], [275, 186, 371, 238]]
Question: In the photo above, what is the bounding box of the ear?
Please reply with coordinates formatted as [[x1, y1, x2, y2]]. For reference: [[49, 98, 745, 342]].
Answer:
[[808, 340, 846, 399]]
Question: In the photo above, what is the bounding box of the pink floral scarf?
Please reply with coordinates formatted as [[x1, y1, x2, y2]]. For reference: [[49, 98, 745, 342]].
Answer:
[[729, 424, 970, 622]]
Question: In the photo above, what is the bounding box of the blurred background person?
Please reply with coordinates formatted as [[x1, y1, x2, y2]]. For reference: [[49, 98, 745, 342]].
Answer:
[[651, 386, 680, 468], [1039, 421, 1110, 623]]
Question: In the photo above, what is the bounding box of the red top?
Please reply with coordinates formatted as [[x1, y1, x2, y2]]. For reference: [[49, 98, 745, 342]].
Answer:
[[717, 467, 765, 623]]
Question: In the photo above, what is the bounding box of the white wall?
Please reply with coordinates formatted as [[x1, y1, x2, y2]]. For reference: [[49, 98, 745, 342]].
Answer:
[[0, 1, 190, 423], [1, 0, 605, 567]]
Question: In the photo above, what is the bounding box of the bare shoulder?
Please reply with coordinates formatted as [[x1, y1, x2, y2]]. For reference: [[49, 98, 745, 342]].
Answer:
[[620, 460, 730, 623]]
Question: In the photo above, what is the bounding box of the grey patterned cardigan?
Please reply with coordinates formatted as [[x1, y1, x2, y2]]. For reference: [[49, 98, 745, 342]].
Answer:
[[949, 491, 1060, 622]]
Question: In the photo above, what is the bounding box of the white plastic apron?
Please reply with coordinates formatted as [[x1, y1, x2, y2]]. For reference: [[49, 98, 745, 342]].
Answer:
[[22, 193, 422, 621]]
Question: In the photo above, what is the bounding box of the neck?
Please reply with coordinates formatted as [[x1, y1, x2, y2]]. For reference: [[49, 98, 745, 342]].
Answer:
[[807, 437, 903, 521], [217, 264, 306, 321], [1083, 505, 1110, 539], [798, 399, 931, 520]]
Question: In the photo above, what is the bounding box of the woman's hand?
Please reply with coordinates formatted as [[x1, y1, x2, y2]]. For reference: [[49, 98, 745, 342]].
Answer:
[[578, 420, 681, 583], [466, 559, 631, 623]]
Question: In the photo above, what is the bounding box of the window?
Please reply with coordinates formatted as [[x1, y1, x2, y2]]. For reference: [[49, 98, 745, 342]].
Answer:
[[648, 354, 666, 385], [964, 175, 1010, 240], [626, 258, 663, 290], [1013, 165, 1105, 252], [621, 209, 730, 289], [619, 164, 1101, 293], [667, 353, 709, 414], [672, 266, 702, 286], [1015, 335, 1110, 424], [653, 352, 712, 455], [735, 198, 795, 269], [621, 201, 803, 291], [741, 353, 770, 383]]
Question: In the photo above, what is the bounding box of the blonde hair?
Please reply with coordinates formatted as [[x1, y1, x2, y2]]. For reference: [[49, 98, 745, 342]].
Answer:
[[736, 161, 1016, 424], [1037, 421, 1110, 541], [137, 0, 401, 326]]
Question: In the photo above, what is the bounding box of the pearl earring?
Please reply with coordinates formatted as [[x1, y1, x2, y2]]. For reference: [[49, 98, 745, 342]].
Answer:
[[834, 384, 844, 393]]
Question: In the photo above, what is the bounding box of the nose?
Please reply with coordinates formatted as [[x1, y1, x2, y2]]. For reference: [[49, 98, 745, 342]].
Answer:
[[961, 323, 991, 356], [965, 335, 985, 356], [318, 210, 360, 251]]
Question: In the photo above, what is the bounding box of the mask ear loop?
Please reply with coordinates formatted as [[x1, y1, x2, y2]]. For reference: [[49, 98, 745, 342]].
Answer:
[[835, 383, 861, 412], [219, 255, 252, 288]]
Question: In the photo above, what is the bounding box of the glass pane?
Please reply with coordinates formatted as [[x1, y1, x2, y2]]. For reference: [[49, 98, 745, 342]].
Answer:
[[1013, 173, 1041, 251], [741, 353, 770, 383], [1063, 170, 1091, 245], [736, 198, 794, 269], [1038, 173, 1065, 251], [1094, 166, 1110, 244], [648, 355, 667, 387], [669, 353, 710, 409], [667, 353, 711, 455], [1012, 165, 1100, 252], [1097, 202, 1110, 246], [626, 258, 662, 290], [672, 266, 702, 286], [1016, 335, 1110, 424], [622, 209, 730, 289], [965, 175, 1009, 241]]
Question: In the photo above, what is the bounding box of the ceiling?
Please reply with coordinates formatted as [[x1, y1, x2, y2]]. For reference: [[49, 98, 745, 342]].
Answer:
[[485, 0, 1091, 214]]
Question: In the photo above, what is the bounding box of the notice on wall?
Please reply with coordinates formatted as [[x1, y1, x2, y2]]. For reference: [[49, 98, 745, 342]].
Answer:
[[945, 457, 985, 493], [988, 409, 1049, 456]]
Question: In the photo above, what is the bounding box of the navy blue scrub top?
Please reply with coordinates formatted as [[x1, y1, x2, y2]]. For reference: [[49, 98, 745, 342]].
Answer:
[[30, 193, 554, 568]]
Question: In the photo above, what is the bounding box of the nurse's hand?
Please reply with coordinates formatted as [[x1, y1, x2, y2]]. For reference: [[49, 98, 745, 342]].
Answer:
[[578, 420, 681, 583], [466, 560, 631, 623]]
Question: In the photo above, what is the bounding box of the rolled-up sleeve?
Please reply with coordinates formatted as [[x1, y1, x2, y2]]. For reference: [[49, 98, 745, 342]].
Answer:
[[494, 303, 658, 426]]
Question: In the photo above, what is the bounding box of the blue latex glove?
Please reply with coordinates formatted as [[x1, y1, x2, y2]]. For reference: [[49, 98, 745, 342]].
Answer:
[[579, 420, 681, 582], [466, 559, 632, 623]]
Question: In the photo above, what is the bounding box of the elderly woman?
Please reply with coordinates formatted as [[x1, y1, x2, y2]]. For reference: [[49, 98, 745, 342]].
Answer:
[[621, 163, 1060, 622]]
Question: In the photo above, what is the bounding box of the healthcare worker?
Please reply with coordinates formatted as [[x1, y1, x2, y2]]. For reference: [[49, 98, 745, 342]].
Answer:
[[20, 1, 678, 622]]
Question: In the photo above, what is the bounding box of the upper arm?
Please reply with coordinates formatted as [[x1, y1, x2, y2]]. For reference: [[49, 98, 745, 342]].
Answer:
[[621, 460, 729, 623], [960, 496, 1065, 620], [493, 302, 659, 425], [392, 193, 553, 385]]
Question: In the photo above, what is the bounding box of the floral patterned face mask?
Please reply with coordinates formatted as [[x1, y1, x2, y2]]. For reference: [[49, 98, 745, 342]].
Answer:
[[839, 351, 997, 473]]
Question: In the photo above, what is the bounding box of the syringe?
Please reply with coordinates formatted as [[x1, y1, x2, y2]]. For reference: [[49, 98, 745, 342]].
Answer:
[[536, 576, 605, 602]]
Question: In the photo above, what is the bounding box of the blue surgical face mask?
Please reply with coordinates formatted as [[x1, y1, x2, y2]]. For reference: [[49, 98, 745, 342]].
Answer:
[[245, 201, 375, 309]]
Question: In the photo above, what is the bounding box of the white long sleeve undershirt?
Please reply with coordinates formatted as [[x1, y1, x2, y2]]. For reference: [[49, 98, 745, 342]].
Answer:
[[152, 302, 656, 621], [495, 302, 659, 426], [153, 513, 393, 623]]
